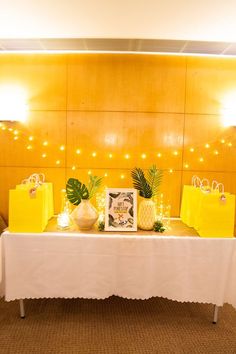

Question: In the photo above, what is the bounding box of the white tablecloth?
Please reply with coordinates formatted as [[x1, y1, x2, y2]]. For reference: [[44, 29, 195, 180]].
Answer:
[[2, 231, 236, 307]]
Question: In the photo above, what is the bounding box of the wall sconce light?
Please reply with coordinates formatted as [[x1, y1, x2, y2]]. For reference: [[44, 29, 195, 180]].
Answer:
[[0, 85, 28, 122]]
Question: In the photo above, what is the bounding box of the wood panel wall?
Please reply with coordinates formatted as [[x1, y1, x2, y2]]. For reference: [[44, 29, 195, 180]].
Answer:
[[0, 54, 235, 225]]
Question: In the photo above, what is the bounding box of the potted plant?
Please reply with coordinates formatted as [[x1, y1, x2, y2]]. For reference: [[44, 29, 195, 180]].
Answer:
[[131, 165, 163, 230], [66, 175, 102, 230]]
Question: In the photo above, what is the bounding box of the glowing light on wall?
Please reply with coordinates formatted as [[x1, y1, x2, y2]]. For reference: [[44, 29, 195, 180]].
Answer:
[[221, 92, 236, 126], [0, 85, 28, 122]]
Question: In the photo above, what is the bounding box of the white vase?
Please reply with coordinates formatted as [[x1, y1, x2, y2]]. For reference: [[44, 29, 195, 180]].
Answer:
[[138, 199, 156, 230], [71, 199, 98, 230]]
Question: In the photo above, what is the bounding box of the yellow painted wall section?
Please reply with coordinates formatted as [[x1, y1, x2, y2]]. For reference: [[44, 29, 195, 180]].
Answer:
[[0, 54, 235, 227]]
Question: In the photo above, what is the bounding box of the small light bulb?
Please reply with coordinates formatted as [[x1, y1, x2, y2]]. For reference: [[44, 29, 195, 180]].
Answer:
[[56, 160, 60, 165], [120, 174, 125, 179], [14, 136, 18, 140], [88, 170, 92, 175], [189, 148, 194, 152], [13, 130, 19, 135], [141, 153, 146, 159], [1, 125, 6, 130], [108, 153, 113, 158], [205, 143, 210, 148], [220, 139, 225, 144], [8, 128, 13, 132], [72, 166, 76, 171], [43, 141, 48, 146], [157, 153, 162, 158], [27, 145, 32, 150], [228, 142, 232, 147], [60, 145, 65, 151], [42, 153, 47, 158], [199, 157, 204, 162], [169, 169, 173, 173], [173, 151, 178, 156], [76, 149, 81, 154], [29, 136, 34, 141], [104, 173, 108, 177], [214, 150, 219, 155], [124, 154, 130, 159], [92, 152, 97, 157], [184, 164, 189, 168]]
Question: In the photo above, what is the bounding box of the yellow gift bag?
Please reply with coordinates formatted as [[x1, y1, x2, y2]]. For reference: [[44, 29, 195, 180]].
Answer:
[[193, 179, 213, 231], [180, 176, 203, 227], [9, 173, 54, 233], [197, 183, 235, 238]]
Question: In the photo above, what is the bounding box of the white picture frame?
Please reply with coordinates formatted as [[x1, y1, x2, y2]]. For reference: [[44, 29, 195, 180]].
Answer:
[[105, 188, 137, 231]]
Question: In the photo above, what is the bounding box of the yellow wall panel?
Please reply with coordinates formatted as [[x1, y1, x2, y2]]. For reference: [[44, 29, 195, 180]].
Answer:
[[183, 115, 236, 172], [0, 111, 67, 167], [186, 56, 236, 115], [67, 111, 184, 170], [0, 53, 235, 229], [0, 55, 67, 110], [67, 54, 186, 113]]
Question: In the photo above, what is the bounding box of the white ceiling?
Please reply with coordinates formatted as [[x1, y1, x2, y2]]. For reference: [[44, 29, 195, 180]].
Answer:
[[0, 0, 236, 42]]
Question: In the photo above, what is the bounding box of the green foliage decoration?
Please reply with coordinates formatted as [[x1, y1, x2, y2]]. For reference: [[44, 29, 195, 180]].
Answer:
[[66, 175, 102, 206], [153, 221, 166, 233], [98, 221, 105, 231], [131, 165, 163, 199]]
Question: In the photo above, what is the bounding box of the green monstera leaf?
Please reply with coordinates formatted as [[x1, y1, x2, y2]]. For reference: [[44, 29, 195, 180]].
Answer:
[[66, 178, 89, 205]]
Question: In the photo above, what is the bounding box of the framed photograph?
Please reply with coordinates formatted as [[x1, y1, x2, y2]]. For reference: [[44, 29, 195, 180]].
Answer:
[[105, 188, 137, 231]]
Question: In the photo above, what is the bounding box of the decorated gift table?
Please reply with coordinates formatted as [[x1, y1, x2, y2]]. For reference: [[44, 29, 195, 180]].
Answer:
[[2, 219, 236, 322]]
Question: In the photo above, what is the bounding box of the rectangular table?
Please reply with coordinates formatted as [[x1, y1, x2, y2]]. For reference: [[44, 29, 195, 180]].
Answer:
[[2, 220, 236, 322]]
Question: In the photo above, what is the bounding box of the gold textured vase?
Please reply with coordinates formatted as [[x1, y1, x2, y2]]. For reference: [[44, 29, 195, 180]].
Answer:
[[71, 199, 98, 230], [138, 199, 156, 230]]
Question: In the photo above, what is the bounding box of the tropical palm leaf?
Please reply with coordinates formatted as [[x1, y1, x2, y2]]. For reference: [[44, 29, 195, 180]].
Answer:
[[131, 167, 152, 198], [66, 178, 89, 205], [87, 175, 103, 199], [147, 165, 163, 197]]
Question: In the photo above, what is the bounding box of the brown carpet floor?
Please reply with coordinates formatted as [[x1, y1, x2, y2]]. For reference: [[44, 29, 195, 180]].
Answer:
[[0, 296, 236, 354]]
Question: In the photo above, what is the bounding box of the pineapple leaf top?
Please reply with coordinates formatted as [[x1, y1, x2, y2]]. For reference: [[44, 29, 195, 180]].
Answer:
[[131, 167, 153, 198], [131, 165, 163, 199]]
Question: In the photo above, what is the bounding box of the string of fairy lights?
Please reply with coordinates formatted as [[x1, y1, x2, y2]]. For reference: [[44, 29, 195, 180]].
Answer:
[[0, 121, 235, 179]]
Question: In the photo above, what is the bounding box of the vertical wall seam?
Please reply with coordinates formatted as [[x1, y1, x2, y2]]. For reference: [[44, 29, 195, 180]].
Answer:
[[65, 55, 69, 184], [179, 56, 188, 214]]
